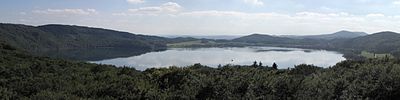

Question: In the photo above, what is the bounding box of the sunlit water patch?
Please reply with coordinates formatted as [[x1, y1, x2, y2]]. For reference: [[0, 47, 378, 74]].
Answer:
[[91, 47, 346, 70]]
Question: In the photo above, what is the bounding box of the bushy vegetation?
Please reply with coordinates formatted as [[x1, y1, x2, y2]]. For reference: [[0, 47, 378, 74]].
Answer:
[[2, 23, 400, 61], [168, 32, 400, 60], [1, 42, 400, 99], [2, 23, 400, 99], [0, 23, 168, 53]]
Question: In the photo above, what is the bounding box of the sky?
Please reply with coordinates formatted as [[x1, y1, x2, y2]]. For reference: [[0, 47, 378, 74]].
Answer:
[[1, 0, 400, 36]]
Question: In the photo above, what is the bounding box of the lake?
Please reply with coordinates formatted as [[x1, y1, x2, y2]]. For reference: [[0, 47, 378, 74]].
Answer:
[[91, 47, 346, 70]]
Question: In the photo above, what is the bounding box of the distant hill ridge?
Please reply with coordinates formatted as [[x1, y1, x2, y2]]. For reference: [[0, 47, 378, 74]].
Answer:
[[0, 23, 168, 52], [2, 23, 400, 59], [282, 30, 368, 40], [233, 31, 400, 58], [340, 31, 400, 54], [232, 33, 293, 43]]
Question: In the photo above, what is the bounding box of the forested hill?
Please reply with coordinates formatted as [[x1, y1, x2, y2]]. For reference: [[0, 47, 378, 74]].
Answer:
[[231, 33, 327, 47], [313, 30, 368, 39], [232, 31, 368, 45], [283, 30, 368, 40], [3, 23, 400, 60], [232, 34, 292, 43], [338, 31, 400, 56], [230, 31, 400, 59], [0, 23, 168, 52], [2, 41, 400, 99]]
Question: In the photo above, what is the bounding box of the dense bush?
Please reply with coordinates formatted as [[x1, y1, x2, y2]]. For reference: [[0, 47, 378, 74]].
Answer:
[[1, 43, 400, 99]]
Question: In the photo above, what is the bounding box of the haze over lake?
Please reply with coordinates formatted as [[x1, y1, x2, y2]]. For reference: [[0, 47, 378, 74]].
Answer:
[[92, 47, 346, 70]]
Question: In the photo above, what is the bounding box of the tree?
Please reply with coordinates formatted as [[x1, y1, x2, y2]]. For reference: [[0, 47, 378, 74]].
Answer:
[[252, 61, 258, 67], [272, 62, 278, 70], [259, 61, 263, 67]]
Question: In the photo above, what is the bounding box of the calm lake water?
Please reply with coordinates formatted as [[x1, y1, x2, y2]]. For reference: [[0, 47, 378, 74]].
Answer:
[[92, 47, 346, 70]]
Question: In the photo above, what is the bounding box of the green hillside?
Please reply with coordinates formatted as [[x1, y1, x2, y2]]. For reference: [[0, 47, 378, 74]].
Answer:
[[2, 42, 400, 99], [231, 34, 325, 46], [339, 32, 400, 57], [232, 34, 293, 44], [0, 23, 168, 53], [230, 32, 400, 59], [0, 24, 59, 51], [285, 30, 368, 40]]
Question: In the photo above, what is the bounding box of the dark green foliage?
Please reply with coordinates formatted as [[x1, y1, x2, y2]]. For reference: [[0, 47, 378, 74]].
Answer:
[[0, 43, 161, 99], [252, 61, 258, 67], [233, 34, 294, 44], [340, 32, 400, 54], [230, 31, 400, 60], [2, 38, 400, 99], [3, 23, 400, 61], [289, 64, 322, 75], [272, 62, 278, 70], [0, 23, 169, 58], [231, 33, 328, 47], [3, 23, 400, 99], [37, 24, 167, 50], [289, 30, 367, 40], [40, 48, 153, 61]]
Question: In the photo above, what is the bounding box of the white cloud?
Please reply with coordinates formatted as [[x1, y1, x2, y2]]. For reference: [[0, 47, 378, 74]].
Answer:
[[127, 2, 182, 14], [32, 9, 98, 15], [127, 0, 144, 4], [112, 13, 129, 16], [87, 9, 97, 13], [19, 12, 27, 15], [356, 0, 372, 3], [181, 10, 247, 17], [366, 13, 385, 17], [319, 7, 340, 13], [243, 0, 264, 6], [23, 8, 400, 35], [161, 2, 182, 12], [110, 10, 400, 35], [393, 0, 400, 5]]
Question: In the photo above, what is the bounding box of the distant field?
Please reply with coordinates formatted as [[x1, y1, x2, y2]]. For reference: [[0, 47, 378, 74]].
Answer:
[[167, 40, 216, 48], [361, 51, 394, 59]]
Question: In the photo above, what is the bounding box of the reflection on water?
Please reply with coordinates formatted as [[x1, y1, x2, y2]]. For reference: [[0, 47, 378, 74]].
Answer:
[[255, 49, 294, 52], [39, 48, 154, 61], [91, 47, 346, 70]]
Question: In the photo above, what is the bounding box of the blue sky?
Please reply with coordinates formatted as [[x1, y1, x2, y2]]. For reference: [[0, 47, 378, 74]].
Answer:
[[1, 0, 400, 35]]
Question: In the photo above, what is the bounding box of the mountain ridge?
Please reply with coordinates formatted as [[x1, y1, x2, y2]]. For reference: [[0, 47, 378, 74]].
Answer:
[[2, 23, 400, 59], [232, 33, 293, 43], [0, 23, 169, 53], [282, 30, 368, 40], [340, 31, 400, 54]]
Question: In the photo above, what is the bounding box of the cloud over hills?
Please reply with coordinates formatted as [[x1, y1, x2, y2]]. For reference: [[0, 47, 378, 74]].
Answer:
[[128, 2, 182, 14], [32, 9, 98, 15], [243, 0, 264, 6], [127, 0, 144, 4], [2, 0, 400, 35]]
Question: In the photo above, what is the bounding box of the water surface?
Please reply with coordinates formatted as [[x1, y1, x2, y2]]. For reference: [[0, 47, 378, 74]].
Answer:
[[92, 47, 346, 70]]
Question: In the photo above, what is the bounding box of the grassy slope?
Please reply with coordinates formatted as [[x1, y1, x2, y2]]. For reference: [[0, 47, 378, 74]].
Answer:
[[361, 51, 394, 59]]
